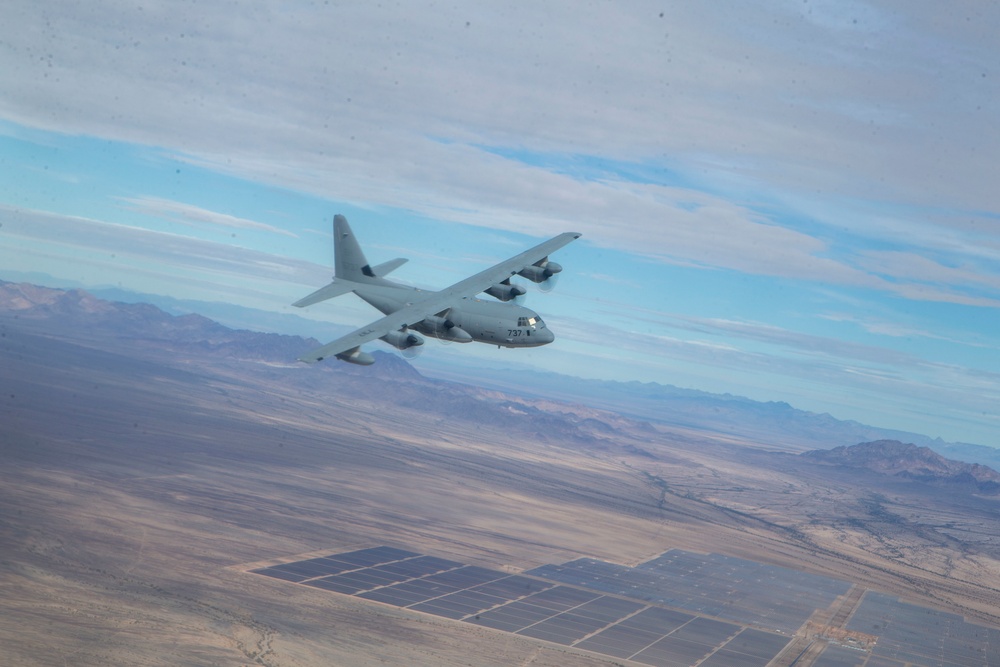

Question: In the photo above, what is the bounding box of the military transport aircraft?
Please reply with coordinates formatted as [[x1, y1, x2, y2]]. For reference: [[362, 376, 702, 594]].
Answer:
[[293, 215, 581, 365]]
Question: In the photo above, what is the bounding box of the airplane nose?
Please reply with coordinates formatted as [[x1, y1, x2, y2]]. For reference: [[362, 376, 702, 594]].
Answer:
[[536, 327, 555, 344]]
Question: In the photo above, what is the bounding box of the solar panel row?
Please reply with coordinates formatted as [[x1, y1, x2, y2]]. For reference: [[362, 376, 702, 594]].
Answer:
[[251, 546, 793, 667], [527, 549, 851, 634], [846, 591, 1000, 667], [251, 546, 425, 583], [810, 644, 867, 667]]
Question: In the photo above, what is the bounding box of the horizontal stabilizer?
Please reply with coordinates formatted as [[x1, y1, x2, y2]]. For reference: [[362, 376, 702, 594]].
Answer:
[[369, 257, 408, 277], [291, 280, 358, 308]]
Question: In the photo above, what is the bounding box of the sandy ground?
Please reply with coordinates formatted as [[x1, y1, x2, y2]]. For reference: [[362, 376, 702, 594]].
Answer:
[[2, 327, 999, 665]]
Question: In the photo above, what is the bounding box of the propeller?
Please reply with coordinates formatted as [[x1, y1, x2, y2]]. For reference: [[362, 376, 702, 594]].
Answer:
[[484, 279, 527, 304], [538, 273, 559, 292], [517, 258, 562, 292], [384, 328, 425, 357], [437, 316, 454, 344]]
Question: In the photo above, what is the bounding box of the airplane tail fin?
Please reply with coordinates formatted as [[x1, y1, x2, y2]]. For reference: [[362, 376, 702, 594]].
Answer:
[[294, 215, 408, 309], [334, 214, 374, 281], [333, 214, 408, 282]]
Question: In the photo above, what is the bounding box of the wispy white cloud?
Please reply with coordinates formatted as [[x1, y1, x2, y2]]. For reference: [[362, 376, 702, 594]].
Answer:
[[119, 196, 298, 238], [551, 311, 1000, 436], [858, 249, 1000, 291], [591, 303, 923, 367], [581, 272, 641, 289], [817, 312, 988, 347], [25, 165, 80, 184], [2, 1, 998, 295], [0, 204, 320, 291]]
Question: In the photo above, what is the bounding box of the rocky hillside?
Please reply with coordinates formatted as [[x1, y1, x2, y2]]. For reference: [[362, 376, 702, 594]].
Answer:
[[802, 440, 1000, 494], [0, 281, 315, 361]]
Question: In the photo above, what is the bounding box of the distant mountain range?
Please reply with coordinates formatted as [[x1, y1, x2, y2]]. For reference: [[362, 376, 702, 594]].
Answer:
[[802, 440, 1000, 495], [2, 280, 997, 467], [427, 365, 1000, 464], [0, 282, 313, 362]]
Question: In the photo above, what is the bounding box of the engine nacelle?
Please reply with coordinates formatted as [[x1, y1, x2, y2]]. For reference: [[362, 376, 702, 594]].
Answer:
[[440, 326, 472, 343], [484, 282, 526, 302], [334, 346, 375, 365], [417, 315, 473, 342], [518, 261, 562, 283], [381, 329, 424, 351]]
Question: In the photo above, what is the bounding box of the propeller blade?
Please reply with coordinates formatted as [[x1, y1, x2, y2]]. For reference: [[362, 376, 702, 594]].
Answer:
[[538, 273, 560, 292]]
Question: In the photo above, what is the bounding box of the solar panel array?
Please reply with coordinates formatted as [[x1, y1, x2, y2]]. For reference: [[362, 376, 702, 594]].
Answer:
[[251, 546, 1000, 667], [810, 644, 867, 667], [526, 550, 852, 634], [845, 591, 1000, 667], [252, 546, 792, 667]]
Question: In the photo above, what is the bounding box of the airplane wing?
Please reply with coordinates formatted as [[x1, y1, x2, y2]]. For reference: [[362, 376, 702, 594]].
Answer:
[[297, 231, 581, 363], [432, 231, 581, 301], [291, 279, 360, 308], [297, 304, 438, 363]]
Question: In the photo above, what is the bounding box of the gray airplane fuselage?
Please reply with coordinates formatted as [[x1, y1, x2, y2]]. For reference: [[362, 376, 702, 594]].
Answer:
[[292, 214, 579, 365], [354, 281, 554, 347]]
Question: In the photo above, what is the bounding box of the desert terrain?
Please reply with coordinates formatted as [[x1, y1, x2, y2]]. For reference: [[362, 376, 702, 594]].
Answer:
[[2, 285, 999, 665]]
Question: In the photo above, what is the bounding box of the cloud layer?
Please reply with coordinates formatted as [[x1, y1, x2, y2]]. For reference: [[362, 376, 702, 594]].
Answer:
[[1, 2, 998, 444]]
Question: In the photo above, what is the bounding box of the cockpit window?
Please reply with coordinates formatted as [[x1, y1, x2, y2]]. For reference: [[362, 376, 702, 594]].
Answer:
[[517, 316, 542, 328]]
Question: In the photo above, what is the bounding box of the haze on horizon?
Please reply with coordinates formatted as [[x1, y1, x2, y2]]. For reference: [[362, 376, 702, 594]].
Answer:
[[0, 1, 997, 446]]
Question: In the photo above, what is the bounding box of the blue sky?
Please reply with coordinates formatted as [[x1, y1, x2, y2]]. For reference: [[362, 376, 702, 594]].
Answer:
[[1, 1, 998, 445]]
